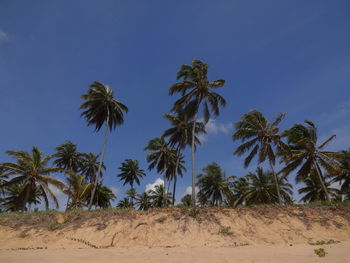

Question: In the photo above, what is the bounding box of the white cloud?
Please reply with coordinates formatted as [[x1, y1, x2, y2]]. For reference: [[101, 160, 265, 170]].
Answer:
[[110, 186, 119, 196], [48, 185, 67, 211], [0, 30, 8, 43], [198, 118, 233, 142], [184, 186, 199, 196], [145, 178, 164, 192]]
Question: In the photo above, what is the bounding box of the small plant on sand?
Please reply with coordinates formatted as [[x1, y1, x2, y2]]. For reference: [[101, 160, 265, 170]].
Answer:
[[218, 226, 234, 236], [314, 248, 326, 257], [188, 208, 202, 223], [309, 239, 339, 245], [48, 221, 61, 231]]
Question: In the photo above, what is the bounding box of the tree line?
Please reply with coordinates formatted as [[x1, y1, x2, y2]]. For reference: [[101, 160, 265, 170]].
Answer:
[[0, 60, 349, 212]]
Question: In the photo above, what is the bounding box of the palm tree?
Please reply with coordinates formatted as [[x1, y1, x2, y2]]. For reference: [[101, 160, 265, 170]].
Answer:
[[0, 168, 8, 196], [144, 137, 176, 207], [89, 183, 116, 208], [1, 183, 42, 212], [126, 187, 137, 208], [196, 163, 234, 206], [180, 194, 192, 207], [117, 159, 145, 197], [163, 109, 205, 204], [333, 149, 350, 198], [148, 184, 172, 208], [135, 192, 153, 211], [243, 167, 293, 205], [231, 176, 250, 207], [117, 197, 132, 209], [1, 147, 66, 211], [233, 110, 287, 204], [169, 60, 226, 205], [80, 81, 128, 210], [66, 173, 93, 209], [80, 153, 105, 183], [298, 170, 339, 203], [281, 120, 340, 201], [54, 141, 83, 209]]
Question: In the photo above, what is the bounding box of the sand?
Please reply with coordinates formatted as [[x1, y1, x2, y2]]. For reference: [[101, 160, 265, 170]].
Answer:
[[0, 206, 349, 262], [0, 242, 349, 263]]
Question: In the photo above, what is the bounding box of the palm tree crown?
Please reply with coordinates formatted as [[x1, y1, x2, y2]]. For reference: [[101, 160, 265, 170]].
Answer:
[[117, 159, 146, 188], [54, 141, 82, 172]]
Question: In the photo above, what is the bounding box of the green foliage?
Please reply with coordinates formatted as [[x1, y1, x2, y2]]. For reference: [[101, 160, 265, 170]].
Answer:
[[180, 194, 192, 207], [314, 248, 326, 257], [48, 221, 61, 231], [117, 159, 146, 188], [309, 239, 339, 246]]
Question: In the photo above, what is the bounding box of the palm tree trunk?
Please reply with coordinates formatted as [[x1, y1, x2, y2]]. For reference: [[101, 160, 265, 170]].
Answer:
[[191, 114, 197, 206], [163, 163, 167, 208], [22, 185, 31, 212], [313, 160, 330, 201], [88, 115, 109, 210], [65, 185, 72, 211], [269, 160, 282, 205], [172, 146, 181, 206]]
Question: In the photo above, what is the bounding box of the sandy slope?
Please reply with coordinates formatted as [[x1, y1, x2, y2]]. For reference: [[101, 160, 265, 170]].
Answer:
[[1, 242, 349, 263]]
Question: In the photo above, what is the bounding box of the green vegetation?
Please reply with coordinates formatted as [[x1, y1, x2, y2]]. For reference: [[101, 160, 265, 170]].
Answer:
[[314, 248, 327, 257], [0, 59, 349, 213], [309, 239, 340, 245]]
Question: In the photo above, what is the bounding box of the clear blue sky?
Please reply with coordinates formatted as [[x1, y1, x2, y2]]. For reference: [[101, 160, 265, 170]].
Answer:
[[0, 0, 349, 207]]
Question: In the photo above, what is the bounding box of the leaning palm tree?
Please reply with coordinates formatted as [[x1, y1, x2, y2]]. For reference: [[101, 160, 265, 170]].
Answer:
[[144, 137, 176, 207], [117, 159, 146, 189], [54, 141, 83, 209], [66, 173, 93, 210], [148, 184, 172, 208], [80, 153, 105, 183], [135, 192, 153, 211], [163, 109, 205, 204], [196, 163, 234, 206], [169, 60, 226, 205], [298, 170, 339, 203], [80, 81, 128, 210], [243, 167, 293, 205], [1, 147, 66, 211], [233, 110, 287, 204], [281, 120, 340, 201]]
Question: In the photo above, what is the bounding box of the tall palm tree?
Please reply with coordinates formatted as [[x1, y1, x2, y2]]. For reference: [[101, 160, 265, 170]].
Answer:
[[233, 110, 287, 204], [169, 60, 226, 205], [163, 109, 205, 204], [135, 192, 152, 211], [196, 163, 234, 206], [126, 187, 137, 208], [281, 120, 340, 201], [1, 147, 66, 211], [89, 183, 116, 209], [54, 141, 83, 209], [148, 184, 172, 208], [298, 170, 339, 203], [80, 81, 128, 210], [80, 153, 105, 183], [117, 159, 146, 189], [144, 137, 176, 207], [66, 173, 93, 210], [243, 167, 293, 205]]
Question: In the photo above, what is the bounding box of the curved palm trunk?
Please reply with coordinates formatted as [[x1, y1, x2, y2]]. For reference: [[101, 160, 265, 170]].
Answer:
[[191, 114, 197, 206], [269, 160, 282, 205], [163, 163, 167, 207], [313, 160, 330, 201], [88, 119, 109, 210]]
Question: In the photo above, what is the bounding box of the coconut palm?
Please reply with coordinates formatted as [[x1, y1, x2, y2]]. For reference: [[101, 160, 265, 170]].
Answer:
[[117, 197, 132, 209], [66, 173, 93, 209], [298, 170, 340, 203], [148, 184, 172, 208], [80, 81, 128, 210], [135, 192, 153, 211], [243, 167, 293, 205], [144, 137, 176, 207], [333, 149, 350, 197], [196, 163, 234, 206], [89, 183, 116, 209], [169, 60, 226, 205], [126, 187, 137, 208], [1, 183, 42, 212], [54, 141, 83, 209], [231, 176, 250, 207], [0, 168, 8, 196], [180, 194, 192, 207], [281, 120, 340, 201], [233, 110, 288, 204], [80, 153, 105, 183], [1, 147, 66, 211], [117, 159, 146, 189], [163, 109, 205, 204]]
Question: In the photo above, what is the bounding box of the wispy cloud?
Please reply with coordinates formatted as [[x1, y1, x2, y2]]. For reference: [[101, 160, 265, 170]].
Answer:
[[184, 186, 199, 196], [145, 178, 164, 192], [0, 30, 8, 43], [198, 118, 233, 143]]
